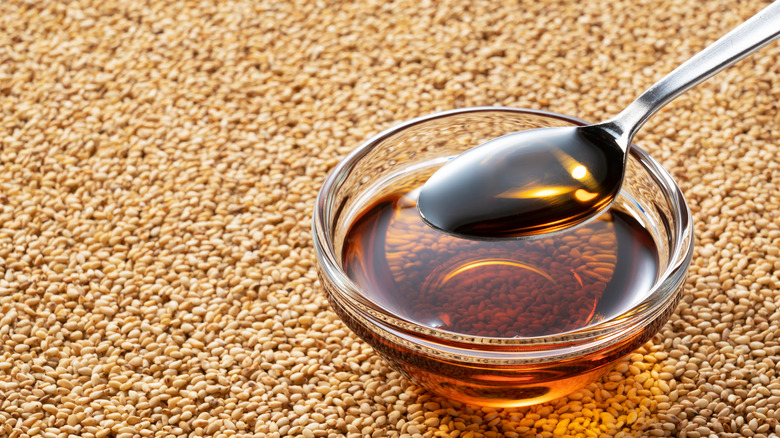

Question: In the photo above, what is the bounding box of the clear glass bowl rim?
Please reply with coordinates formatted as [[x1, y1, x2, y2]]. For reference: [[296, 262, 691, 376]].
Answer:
[[313, 106, 694, 348]]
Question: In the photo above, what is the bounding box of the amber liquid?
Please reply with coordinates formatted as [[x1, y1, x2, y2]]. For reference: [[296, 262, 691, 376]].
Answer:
[[343, 188, 658, 339], [338, 181, 664, 407]]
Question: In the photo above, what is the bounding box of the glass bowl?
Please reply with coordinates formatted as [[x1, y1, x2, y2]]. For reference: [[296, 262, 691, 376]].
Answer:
[[313, 107, 693, 407]]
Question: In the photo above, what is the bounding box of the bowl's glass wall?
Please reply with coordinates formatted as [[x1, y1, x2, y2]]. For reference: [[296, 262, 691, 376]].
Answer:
[[314, 108, 692, 407]]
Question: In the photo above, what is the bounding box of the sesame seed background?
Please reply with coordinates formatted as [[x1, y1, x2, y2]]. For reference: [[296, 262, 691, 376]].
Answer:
[[1, 0, 780, 437]]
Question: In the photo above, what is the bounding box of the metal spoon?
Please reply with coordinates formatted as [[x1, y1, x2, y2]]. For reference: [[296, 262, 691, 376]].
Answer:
[[417, 1, 780, 239]]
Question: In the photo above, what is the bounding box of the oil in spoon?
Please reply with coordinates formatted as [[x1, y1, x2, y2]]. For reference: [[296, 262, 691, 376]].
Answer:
[[417, 125, 624, 239]]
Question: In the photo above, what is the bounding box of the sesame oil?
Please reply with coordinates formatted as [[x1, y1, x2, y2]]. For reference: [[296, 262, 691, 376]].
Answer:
[[339, 185, 661, 406]]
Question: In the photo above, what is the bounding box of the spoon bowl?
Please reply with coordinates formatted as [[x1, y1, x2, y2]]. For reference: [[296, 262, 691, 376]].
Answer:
[[418, 123, 625, 239]]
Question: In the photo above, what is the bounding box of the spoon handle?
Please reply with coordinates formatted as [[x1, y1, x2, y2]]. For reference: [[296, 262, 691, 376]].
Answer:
[[609, 0, 780, 147]]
